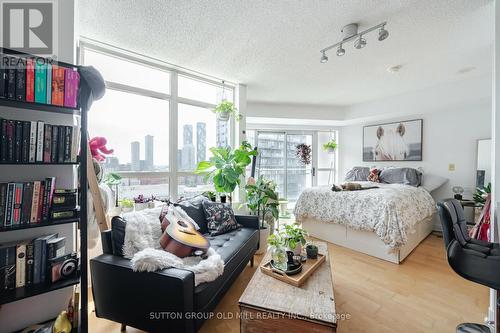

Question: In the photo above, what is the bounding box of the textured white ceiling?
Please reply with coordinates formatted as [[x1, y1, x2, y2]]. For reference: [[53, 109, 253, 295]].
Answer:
[[78, 0, 493, 106]]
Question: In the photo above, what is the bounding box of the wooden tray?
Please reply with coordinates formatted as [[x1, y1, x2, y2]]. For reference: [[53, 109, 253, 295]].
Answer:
[[260, 253, 326, 287]]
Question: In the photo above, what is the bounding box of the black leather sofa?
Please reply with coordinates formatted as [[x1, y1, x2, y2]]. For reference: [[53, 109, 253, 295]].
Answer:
[[90, 197, 259, 333]]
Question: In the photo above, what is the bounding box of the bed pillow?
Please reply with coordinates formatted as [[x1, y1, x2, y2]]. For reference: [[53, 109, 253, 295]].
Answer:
[[345, 166, 370, 181], [421, 173, 448, 192], [202, 201, 240, 236], [379, 167, 422, 187]]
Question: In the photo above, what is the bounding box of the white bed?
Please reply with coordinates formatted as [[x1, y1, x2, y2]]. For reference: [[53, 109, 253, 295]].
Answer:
[[293, 181, 436, 264]]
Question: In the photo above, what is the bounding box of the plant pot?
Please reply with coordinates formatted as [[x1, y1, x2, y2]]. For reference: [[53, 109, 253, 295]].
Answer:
[[288, 243, 302, 256], [217, 111, 230, 121], [121, 206, 133, 213], [256, 226, 269, 254], [306, 245, 318, 259], [134, 202, 148, 211], [220, 195, 227, 203], [326, 147, 336, 154], [271, 246, 287, 271]]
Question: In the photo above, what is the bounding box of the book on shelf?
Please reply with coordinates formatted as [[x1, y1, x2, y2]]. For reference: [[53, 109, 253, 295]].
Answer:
[[0, 116, 79, 163], [0, 53, 80, 109], [15, 241, 27, 288], [0, 244, 16, 290]]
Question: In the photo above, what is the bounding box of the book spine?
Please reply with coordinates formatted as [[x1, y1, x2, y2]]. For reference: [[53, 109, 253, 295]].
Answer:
[[30, 181, 41, 223], [29, 121, 37, 163], [21, 121, 30, 163], [0, 119, 7, 162], [26, 58, 35, 102], [64, 126, 72, 162], [64, 68, 79, 108], [33, 239, 41, 284], [7, 57, 16, 100], [6, 120, 14, 162], [46, 177, 56, 213], [51, 125, 58, 163], [4, 183, 14, 226], [43, 124, 52, 163], [42, 178, 54, 222], [25, 241, 34, 286], [70, 125, 79, 162], [12, 183, 23, 225], [34, 61, 47, 104], [39, 238, 47, 284], [0, 55, 6, 98], [15, 243, 26, 288], [57, 125, 64, 163], [4, 246, 16, 289], [46, 63, 52, 104], [21, 182, 32, 224], [51, 65, 65, 106], [37, 181, 44, 223], [15, 58, 26, 101], [14, 120, 22, 163], [0, 183, 6, 226], [36, 121, 44, 162]]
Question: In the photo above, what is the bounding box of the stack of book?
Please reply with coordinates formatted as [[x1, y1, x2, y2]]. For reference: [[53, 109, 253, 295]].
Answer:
[[0, 117, 80, 163], [0, 178, 57, 227], [0, 234, 66, 290], [0, 55, 80, 108]]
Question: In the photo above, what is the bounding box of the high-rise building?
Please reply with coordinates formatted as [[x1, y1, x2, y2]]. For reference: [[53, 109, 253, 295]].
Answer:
[[131, 141, 140, 171], [181, 125, 195, 170], [196, 122, 206, 163], [216, 119, 228, 147], [145, 135, 154, 170]]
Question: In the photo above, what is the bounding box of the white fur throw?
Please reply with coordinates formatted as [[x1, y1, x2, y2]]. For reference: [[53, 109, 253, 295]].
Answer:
[[122, 206, 224, 286]]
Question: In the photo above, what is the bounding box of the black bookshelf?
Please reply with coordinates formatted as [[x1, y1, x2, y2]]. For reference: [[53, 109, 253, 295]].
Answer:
[[0, 217, 79, 232], [0, 47, 88, 333], [0, 276, 80, 305], [0, 162, 78, 165]]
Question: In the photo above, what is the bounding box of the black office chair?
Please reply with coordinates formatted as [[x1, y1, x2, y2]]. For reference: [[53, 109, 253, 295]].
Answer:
[[437, 199, 500, 333]]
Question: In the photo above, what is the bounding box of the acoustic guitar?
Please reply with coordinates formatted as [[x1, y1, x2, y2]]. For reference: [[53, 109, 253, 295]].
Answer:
[[159, 218, 210, 258]]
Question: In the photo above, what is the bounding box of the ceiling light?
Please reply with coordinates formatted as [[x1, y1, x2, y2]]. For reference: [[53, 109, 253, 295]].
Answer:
[[354, 35, 366, 49], [336, 44, 345, 56], [319, 22, 388, 61], [320, 51, 328, 63], [378, 26, 389, 41]]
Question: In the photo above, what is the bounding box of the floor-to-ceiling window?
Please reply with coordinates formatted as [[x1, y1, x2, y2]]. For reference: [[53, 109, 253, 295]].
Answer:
[[80, 42, 234, 201]]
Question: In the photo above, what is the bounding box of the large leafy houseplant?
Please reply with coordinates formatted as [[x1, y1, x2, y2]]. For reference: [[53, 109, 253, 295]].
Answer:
[[195, 141, 257, 196], [244, 175, 280, 229]]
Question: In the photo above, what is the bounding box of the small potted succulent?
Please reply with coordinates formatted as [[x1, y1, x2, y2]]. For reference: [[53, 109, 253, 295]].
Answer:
[[133, 194, 153, 211], [282, 224, 308, 256], [306, 242, 319, 259], [119, 198, 134, 213], [322, 139, 338, 154], [212, 100, 242, 122]]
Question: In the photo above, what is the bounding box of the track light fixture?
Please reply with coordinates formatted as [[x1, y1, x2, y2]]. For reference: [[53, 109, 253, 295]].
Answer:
[[320, 51, 328, 63], [320, 22, 388, 62], [336, 44, 345, 56]]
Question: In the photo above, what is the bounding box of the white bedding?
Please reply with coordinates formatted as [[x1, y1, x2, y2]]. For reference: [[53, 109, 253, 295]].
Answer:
[[293, 182, 436, 250]]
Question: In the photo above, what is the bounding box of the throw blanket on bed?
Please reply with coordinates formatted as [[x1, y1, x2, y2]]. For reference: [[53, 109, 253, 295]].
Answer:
[[294, 182, 436, 250], [122, 207, 224, 286]]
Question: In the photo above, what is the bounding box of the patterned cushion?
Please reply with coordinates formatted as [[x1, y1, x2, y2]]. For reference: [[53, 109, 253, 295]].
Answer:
[[202, 201, 240, 236], [345, 166, 370, 181]]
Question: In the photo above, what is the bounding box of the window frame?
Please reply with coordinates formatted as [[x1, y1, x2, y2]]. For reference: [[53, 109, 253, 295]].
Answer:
[[79, 41, 236, 200]]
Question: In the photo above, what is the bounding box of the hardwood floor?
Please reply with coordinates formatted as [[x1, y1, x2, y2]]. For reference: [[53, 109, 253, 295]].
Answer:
[[89, 235, 489, 333]]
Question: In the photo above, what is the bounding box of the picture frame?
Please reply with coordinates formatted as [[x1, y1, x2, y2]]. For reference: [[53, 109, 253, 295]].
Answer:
[[363, 119, 423, 161]]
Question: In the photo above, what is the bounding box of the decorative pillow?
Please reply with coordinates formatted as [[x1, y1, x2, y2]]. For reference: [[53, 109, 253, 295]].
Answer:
[[379, 167, 422, 187], [202, 201, 240, 236], [345, 167, 370, 181], [421, 173, 448, 192], [367, 168, 381, 183]]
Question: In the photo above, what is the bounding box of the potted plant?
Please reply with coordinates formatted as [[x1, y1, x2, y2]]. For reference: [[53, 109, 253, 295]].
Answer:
[[322, 139, 338, 154], [119, 198, 134, 213], [212, 100, 242, 122], [202, 190, 217, 202], [295, 143, 311, 165], [133, 194, 152, 211], [195, 141, 257, 203], [282, 224, 308, 256], [306, 242, 319, 259], [473, 183, 491, 207], [267, 233, 287, 271], [243, 175, 280, 254]]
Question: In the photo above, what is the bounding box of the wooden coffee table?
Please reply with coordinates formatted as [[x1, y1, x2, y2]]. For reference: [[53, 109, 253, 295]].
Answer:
[[239, 241, 336, 332]]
